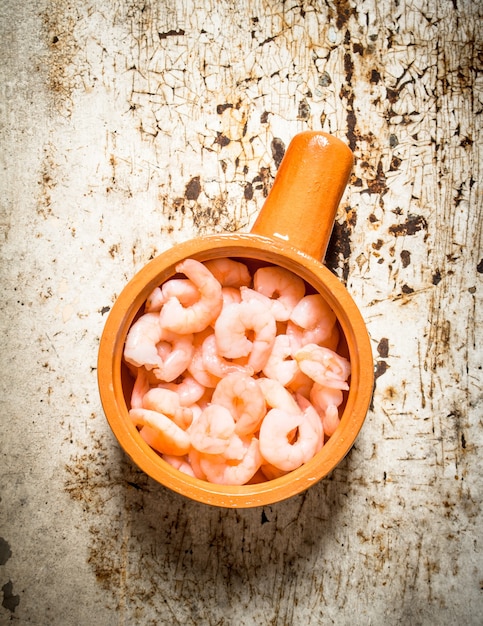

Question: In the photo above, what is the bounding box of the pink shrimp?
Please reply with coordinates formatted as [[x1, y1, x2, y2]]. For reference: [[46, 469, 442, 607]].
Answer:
[[295, 393, 324, 453], [157, 374, 205, 407], [142, 387, 193, 430], [145, 286, 164, 312], [310, 383, 344, 437], [152, 329, 194, 382], [253, 265, 305, 321], [262, 334, 299, 386], [189, 404, 244, 458], [124, 312, 164, 370], [257, 377, 301, 414], [287, 321, 340, 353], [161, 278, 200, 306], [188, 344, 221, 388], [214, 299, 276, 372], [201, 334, 253, 379], [198, 437, 262, 485], [159, 259, 223, 334], [258, 408, 321, 472], [130, 366, 152, 409], [203, 258, 251, 288], [211, 372, 266, 436], [162, 454, 197, 477], [130, 408, 190, 456], [294, 343, 351, 390], [222, 286, 242, 305]]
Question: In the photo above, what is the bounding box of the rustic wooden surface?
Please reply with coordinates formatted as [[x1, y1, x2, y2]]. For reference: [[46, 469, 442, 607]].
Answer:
[[1, 0, 482, 623]]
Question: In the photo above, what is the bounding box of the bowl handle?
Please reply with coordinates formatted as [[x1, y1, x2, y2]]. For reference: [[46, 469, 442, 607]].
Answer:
[[250, 131, 354, 261]]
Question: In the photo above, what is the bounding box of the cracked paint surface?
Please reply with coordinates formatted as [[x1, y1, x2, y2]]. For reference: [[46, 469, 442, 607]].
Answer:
[[0, 0, 482, 623]]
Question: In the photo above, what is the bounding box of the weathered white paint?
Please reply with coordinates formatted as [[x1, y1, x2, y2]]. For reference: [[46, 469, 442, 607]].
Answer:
[[1, 0, 481, 623]]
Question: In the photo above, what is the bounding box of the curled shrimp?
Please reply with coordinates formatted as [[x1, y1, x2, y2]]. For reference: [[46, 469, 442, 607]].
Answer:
[[262, 334, 299, 386], [188, 344, 221, 388], [259, 408, 321, 472], [295, 393, 324, 454], [257, 376, 301, 414], [222, 286, 242, 305], [124, 312, 164, 370], [202, 334, 253, 379], [130, 408, 191, 456], [159, 259, 223, 334], [198, 437, 262, 485], [142, 387, 193, 430], [203, 258, 251, 288], [189, 404, 245, 458], [162, 454, 197, 477], [130, 366, 152, 409], [253, 265, 305, 321], [152, 329, 194, 382], [214, 299, 276, 372], [157, 374, 205, 407], [294, 343, 351, 390], [211, 372, 266, 436], [310, 383, 344, 437], [145, 286, 164, 312]]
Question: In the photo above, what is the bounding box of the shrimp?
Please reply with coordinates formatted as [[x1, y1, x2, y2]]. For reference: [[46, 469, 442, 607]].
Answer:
[[188, 344, 221, 388], [295, 393, 324, 453], [130, 408, 190, 456], [124, 312, 163, 370], [145, 286, 164, 312], [189, 404, 245, 458], [256, 377, 301, 414], [214, 299, 276, 372], [211, 372, 266, 436], [287, 369, 314, 399], [162, 278, 200, 306], [159, 258, 223, 334], [287, 320, 340, 353], [258, 408, 321, 472], [222, 286, 242, 305], [203, 258, 251, 288], [130, 366, 152, 409], [253, 265, 305, 321], [310, 383, 344, 437], [198, 437, 262, 485], [152, 329, 194, 382], [262, 334, 299, 386], [294, 343, 351, 390], [162, 454, 197, 477], [157, 374, 205, 407], [142, 387, 193, 430], [202, 334, 253, 379]]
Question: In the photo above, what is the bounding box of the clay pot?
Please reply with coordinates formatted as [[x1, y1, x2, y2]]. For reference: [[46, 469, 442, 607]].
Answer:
[[98, 131, 373, 508]]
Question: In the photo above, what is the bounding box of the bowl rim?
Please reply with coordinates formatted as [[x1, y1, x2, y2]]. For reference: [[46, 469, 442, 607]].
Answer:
[[98, 233, 374, 508]]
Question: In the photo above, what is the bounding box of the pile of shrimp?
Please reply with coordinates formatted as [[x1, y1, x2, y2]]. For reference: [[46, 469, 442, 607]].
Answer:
[[123, 257, 351, 486]]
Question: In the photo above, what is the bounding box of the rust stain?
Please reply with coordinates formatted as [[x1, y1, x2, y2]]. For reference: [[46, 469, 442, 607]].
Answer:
[[389, 214, 428, 237]]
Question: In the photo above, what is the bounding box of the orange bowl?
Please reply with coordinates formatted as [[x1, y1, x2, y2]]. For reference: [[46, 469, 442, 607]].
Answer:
[[98, 132, 374, 507]]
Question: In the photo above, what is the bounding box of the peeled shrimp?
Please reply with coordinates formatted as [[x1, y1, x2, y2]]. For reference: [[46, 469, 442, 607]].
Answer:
[[188, 345, 221, 388], [262, 334, 298, 386], [152, 329, 194, 382], [211, 372, 266, 436], [257, 377, 301, 414], [198, 437, 262, 485], [203, 258, 251, 288], [310, 383, 344, 437], [124, 312, 164, 370], [221, 286, 242, 305], [130, 367, 152, 409], [214, 299, 276, 372], [202, 334, 253, 379], [130, 408, 190, 456], [294, 344, 351, 390], [142, 387, 193, 430], [157, 374, 205, 407], [259, 408, 322, 472], [145, 287, 164, 312], [162, 454, 197, 477], [189, 404, 244, 458], [295, 393, 324, 453], [159, 259, 223, 334], [253, 266, 305, 321]]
